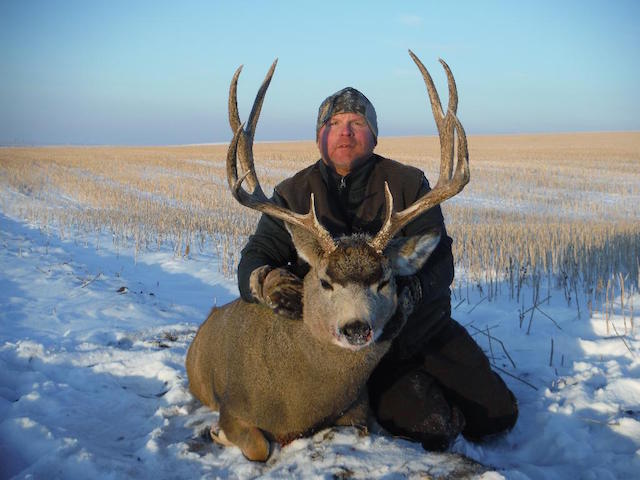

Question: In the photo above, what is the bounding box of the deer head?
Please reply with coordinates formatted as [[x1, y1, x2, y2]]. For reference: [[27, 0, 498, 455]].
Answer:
[[227, 51, 469, 351]]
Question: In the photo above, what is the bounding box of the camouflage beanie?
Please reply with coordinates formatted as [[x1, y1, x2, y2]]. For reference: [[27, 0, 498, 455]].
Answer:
[[316, 87, 378, 141]]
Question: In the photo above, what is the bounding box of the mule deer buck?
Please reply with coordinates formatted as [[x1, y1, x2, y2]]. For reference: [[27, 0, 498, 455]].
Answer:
[[186, 50, 469, 461]]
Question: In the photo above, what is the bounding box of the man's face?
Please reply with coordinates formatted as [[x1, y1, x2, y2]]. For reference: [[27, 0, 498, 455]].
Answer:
[[317, 112, 376, 176]]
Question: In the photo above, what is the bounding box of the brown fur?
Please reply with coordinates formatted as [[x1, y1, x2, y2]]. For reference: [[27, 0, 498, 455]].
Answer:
[[325, 235, 383, 286], [186, 232, 440, 461], [186, 298, 392, 445]]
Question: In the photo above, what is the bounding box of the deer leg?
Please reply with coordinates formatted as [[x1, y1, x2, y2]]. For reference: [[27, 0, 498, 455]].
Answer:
[[335, 390, 370, 430], [219, 411, 270, 462]]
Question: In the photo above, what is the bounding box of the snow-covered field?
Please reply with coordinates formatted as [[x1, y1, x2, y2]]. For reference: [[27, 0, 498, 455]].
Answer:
[[1, 196, 639, 479]]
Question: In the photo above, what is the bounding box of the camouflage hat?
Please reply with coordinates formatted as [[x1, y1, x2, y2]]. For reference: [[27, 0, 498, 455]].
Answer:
[[316, 87, 378, 141]]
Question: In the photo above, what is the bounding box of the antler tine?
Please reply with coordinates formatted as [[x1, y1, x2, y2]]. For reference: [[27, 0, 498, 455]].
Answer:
[[227, 61, 337, 254], [369, 53, 470, 253], [435, 58, 458, 186], [369, 181, 396, 252], [438, 58, 458, 115], [229, 61, 277, 196], [227, 122, 255, 201], [451, 111, 470, 182], [408, 49, 445, 132], [409, 51, 460, 187], [246, 59, 278, 143], [229, 65, 262, 195], [228, 66, 243, 135]]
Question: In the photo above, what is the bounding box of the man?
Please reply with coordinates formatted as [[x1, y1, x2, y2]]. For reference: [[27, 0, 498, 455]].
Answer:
[[237, 87, 518, 450]]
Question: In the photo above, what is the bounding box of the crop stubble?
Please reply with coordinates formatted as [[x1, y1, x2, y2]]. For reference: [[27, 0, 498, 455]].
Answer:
[[1, 132, 638, 319]]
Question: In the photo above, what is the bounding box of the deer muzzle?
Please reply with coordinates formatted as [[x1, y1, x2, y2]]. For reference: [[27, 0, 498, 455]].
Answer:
[[339, 320, 373, 347]]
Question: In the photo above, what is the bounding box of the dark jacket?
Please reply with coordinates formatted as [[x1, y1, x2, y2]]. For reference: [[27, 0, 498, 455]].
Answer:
[[238, 153, 454, 355]]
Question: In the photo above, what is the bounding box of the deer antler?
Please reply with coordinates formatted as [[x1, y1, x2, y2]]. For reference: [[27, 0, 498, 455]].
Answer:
[[227, 61, 337, 254], [369, 51, 470, 252]]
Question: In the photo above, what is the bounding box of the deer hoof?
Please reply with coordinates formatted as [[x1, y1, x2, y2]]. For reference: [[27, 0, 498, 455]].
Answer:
[[240, 426, 271, 462], [209, 424, 233, 446]]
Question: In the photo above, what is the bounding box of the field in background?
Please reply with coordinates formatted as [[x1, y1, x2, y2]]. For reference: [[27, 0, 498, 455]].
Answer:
[[1, 132, 638, 327]]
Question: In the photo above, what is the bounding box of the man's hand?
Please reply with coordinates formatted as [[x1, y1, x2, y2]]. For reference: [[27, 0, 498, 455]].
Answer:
[[249, 266, 304, 319], [396, 275, 423, 319]]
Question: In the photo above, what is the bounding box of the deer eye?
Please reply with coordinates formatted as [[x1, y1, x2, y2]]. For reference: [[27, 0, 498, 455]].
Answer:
[[377, 279, 390, 292], [320, 279, 333, 291]]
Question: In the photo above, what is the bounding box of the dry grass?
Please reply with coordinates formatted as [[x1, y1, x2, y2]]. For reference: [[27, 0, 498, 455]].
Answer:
[[1, 132, 638, 311]]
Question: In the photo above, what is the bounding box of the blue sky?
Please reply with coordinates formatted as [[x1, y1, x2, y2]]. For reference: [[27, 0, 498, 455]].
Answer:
[[1, 0, 638, 145]]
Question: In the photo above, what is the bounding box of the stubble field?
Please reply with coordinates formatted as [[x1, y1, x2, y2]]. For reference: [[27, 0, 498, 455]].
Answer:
[[1, 131, 638, 322]]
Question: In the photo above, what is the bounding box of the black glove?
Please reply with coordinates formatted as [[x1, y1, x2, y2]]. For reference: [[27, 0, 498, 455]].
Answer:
[[249, 266, 304, 319], [396, 275, 423, 318]]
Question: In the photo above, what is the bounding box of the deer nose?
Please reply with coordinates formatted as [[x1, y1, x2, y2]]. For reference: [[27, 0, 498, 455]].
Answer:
[[339, 321, 372, 346]]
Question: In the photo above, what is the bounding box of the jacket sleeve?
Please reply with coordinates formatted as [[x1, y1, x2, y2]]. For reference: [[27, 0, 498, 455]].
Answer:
[[237, 189, 298, 302], [401, 176, 455, 306]]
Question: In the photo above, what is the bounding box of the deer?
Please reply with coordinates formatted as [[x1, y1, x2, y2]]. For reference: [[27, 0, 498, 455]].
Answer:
[[185, 50, 470, 462]]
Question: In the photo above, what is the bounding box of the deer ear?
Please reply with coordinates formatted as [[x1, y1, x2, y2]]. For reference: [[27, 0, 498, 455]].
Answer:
[[384, 229, 441, 276], [285, 224, 325, 268]]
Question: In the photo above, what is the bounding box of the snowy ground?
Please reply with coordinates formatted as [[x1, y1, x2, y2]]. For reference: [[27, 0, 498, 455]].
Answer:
[[1, 205, 639, 479]]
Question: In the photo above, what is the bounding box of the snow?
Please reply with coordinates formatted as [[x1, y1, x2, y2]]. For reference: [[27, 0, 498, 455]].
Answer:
[[1, 207, 639, 479]]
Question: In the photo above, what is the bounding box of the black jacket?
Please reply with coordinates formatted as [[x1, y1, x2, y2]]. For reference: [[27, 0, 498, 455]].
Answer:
[[238, 153, 454, 354]]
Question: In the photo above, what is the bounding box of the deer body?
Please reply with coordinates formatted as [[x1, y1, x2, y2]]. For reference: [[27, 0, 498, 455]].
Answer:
[[186, 50, 469, 461], [186, 298, 394, 443], [187, 236, 425, 459]]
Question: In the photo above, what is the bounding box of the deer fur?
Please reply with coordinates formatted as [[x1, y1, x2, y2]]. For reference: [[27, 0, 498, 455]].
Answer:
[[186, 228, 441, 461]]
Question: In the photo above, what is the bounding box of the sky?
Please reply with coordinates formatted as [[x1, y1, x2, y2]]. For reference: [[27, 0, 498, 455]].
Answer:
[[1, 0, 639, 145]]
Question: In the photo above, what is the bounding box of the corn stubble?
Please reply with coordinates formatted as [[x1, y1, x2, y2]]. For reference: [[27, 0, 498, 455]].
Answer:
[[1, 132, 638, 323]]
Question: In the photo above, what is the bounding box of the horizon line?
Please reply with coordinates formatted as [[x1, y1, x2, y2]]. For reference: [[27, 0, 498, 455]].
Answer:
[[1, 130, 639, 148]]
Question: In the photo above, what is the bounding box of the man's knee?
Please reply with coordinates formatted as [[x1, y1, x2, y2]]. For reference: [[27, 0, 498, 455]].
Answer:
[[371, 369, 465, 451], [419, 318, 519, 440], [459, 385, 518, 441]]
